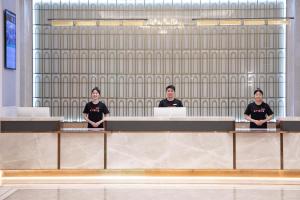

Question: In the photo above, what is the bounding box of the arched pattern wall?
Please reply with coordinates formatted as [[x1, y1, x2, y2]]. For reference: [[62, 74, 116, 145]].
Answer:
[[32, 0, 286, 121]]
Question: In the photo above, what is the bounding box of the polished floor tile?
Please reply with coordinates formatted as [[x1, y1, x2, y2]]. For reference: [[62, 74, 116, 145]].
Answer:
[[1, 184, 300, 200]]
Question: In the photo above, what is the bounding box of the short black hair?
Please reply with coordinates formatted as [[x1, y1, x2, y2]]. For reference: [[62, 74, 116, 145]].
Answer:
[[91, 87, 101, 94], [254, 88, 263, 95], [166, 85, 176, 92]]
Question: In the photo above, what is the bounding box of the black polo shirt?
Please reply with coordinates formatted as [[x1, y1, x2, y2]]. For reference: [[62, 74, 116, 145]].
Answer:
[[244, 102, 273, 128], [158, 98, 183, 107], [83, 101, 109, 128]]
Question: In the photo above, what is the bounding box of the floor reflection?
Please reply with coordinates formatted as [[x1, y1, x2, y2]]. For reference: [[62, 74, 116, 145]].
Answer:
[[1, 184, 300, 200]]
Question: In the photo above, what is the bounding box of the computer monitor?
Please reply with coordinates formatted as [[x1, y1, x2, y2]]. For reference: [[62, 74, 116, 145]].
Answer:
[[153, 107, 187, 117]]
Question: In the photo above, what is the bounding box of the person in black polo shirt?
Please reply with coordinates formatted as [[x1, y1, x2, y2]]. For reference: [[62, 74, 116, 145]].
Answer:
[[83, 87, 109, 128], [159, 85, 183, 107], [244, 88, 274, 128]]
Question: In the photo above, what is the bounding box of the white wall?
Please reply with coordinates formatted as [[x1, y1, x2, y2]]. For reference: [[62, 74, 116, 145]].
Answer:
[[18, 0, 32, 107], [0, 0, 32, 107], [286, 0, 300, 116], [1, 0, 17, 106], [293, 0, 300, 116], [286, 0, 295, 116], [292, 0, 300, 116]]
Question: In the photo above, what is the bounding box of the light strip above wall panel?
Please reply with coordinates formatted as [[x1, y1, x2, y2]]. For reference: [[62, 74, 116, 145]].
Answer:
[[50, 17, 293, 27], [193, 18, 293, 26], [49, 19, 147, 27], [51, 20, 74, 27], [74, 20, 97, 26]]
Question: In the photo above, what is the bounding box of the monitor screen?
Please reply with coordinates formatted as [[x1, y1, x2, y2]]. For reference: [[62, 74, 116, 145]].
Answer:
[[4, 9, 16, 70], [154, 107, 187, 117]]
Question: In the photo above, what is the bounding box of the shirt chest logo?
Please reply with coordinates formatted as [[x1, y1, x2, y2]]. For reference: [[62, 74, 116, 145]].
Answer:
[[253, 108, 265, 113], [90, 107, 100, 112]]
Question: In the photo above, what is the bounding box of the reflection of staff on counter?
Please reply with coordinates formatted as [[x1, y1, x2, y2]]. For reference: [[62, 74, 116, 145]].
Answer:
[[158, 85, 183, 107], [244, 88, 274, 128], [83, 87, 109, 128]]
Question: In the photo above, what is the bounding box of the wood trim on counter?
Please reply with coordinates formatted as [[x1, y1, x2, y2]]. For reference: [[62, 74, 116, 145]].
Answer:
[[57, 131, 61, 170], [104, 132, 107, 169], [280, 132, 284, 170], [233, 132, 236, 169], [3, 169, 300, 178]]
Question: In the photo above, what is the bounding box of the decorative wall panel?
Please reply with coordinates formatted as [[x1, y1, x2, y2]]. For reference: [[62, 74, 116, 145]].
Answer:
[[33, 0, 286, 121]]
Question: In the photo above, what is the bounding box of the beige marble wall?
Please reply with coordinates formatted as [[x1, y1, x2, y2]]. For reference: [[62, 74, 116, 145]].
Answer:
[[60, 133, 104, 169], [283, 133, 300, 169], [236, 133, 281, 169], [0, 133, 57, 169], [107, 132, 233, 169]]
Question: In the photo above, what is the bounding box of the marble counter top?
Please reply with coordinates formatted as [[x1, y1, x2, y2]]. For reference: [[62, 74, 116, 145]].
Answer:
[[277, 117, 300, 121], [61, 128, 288, 134], [234, 128, 281, 133], [0, 117, 64, 121], [60, 128, 106, 133]]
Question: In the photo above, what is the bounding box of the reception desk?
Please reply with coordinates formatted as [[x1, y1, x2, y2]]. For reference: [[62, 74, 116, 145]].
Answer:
[[104, 116, 235, 132], [278, 117, 300, 169], [0, 116, 63, 170], [1, 116, 300, 171], [105, 117, 235, 169]]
